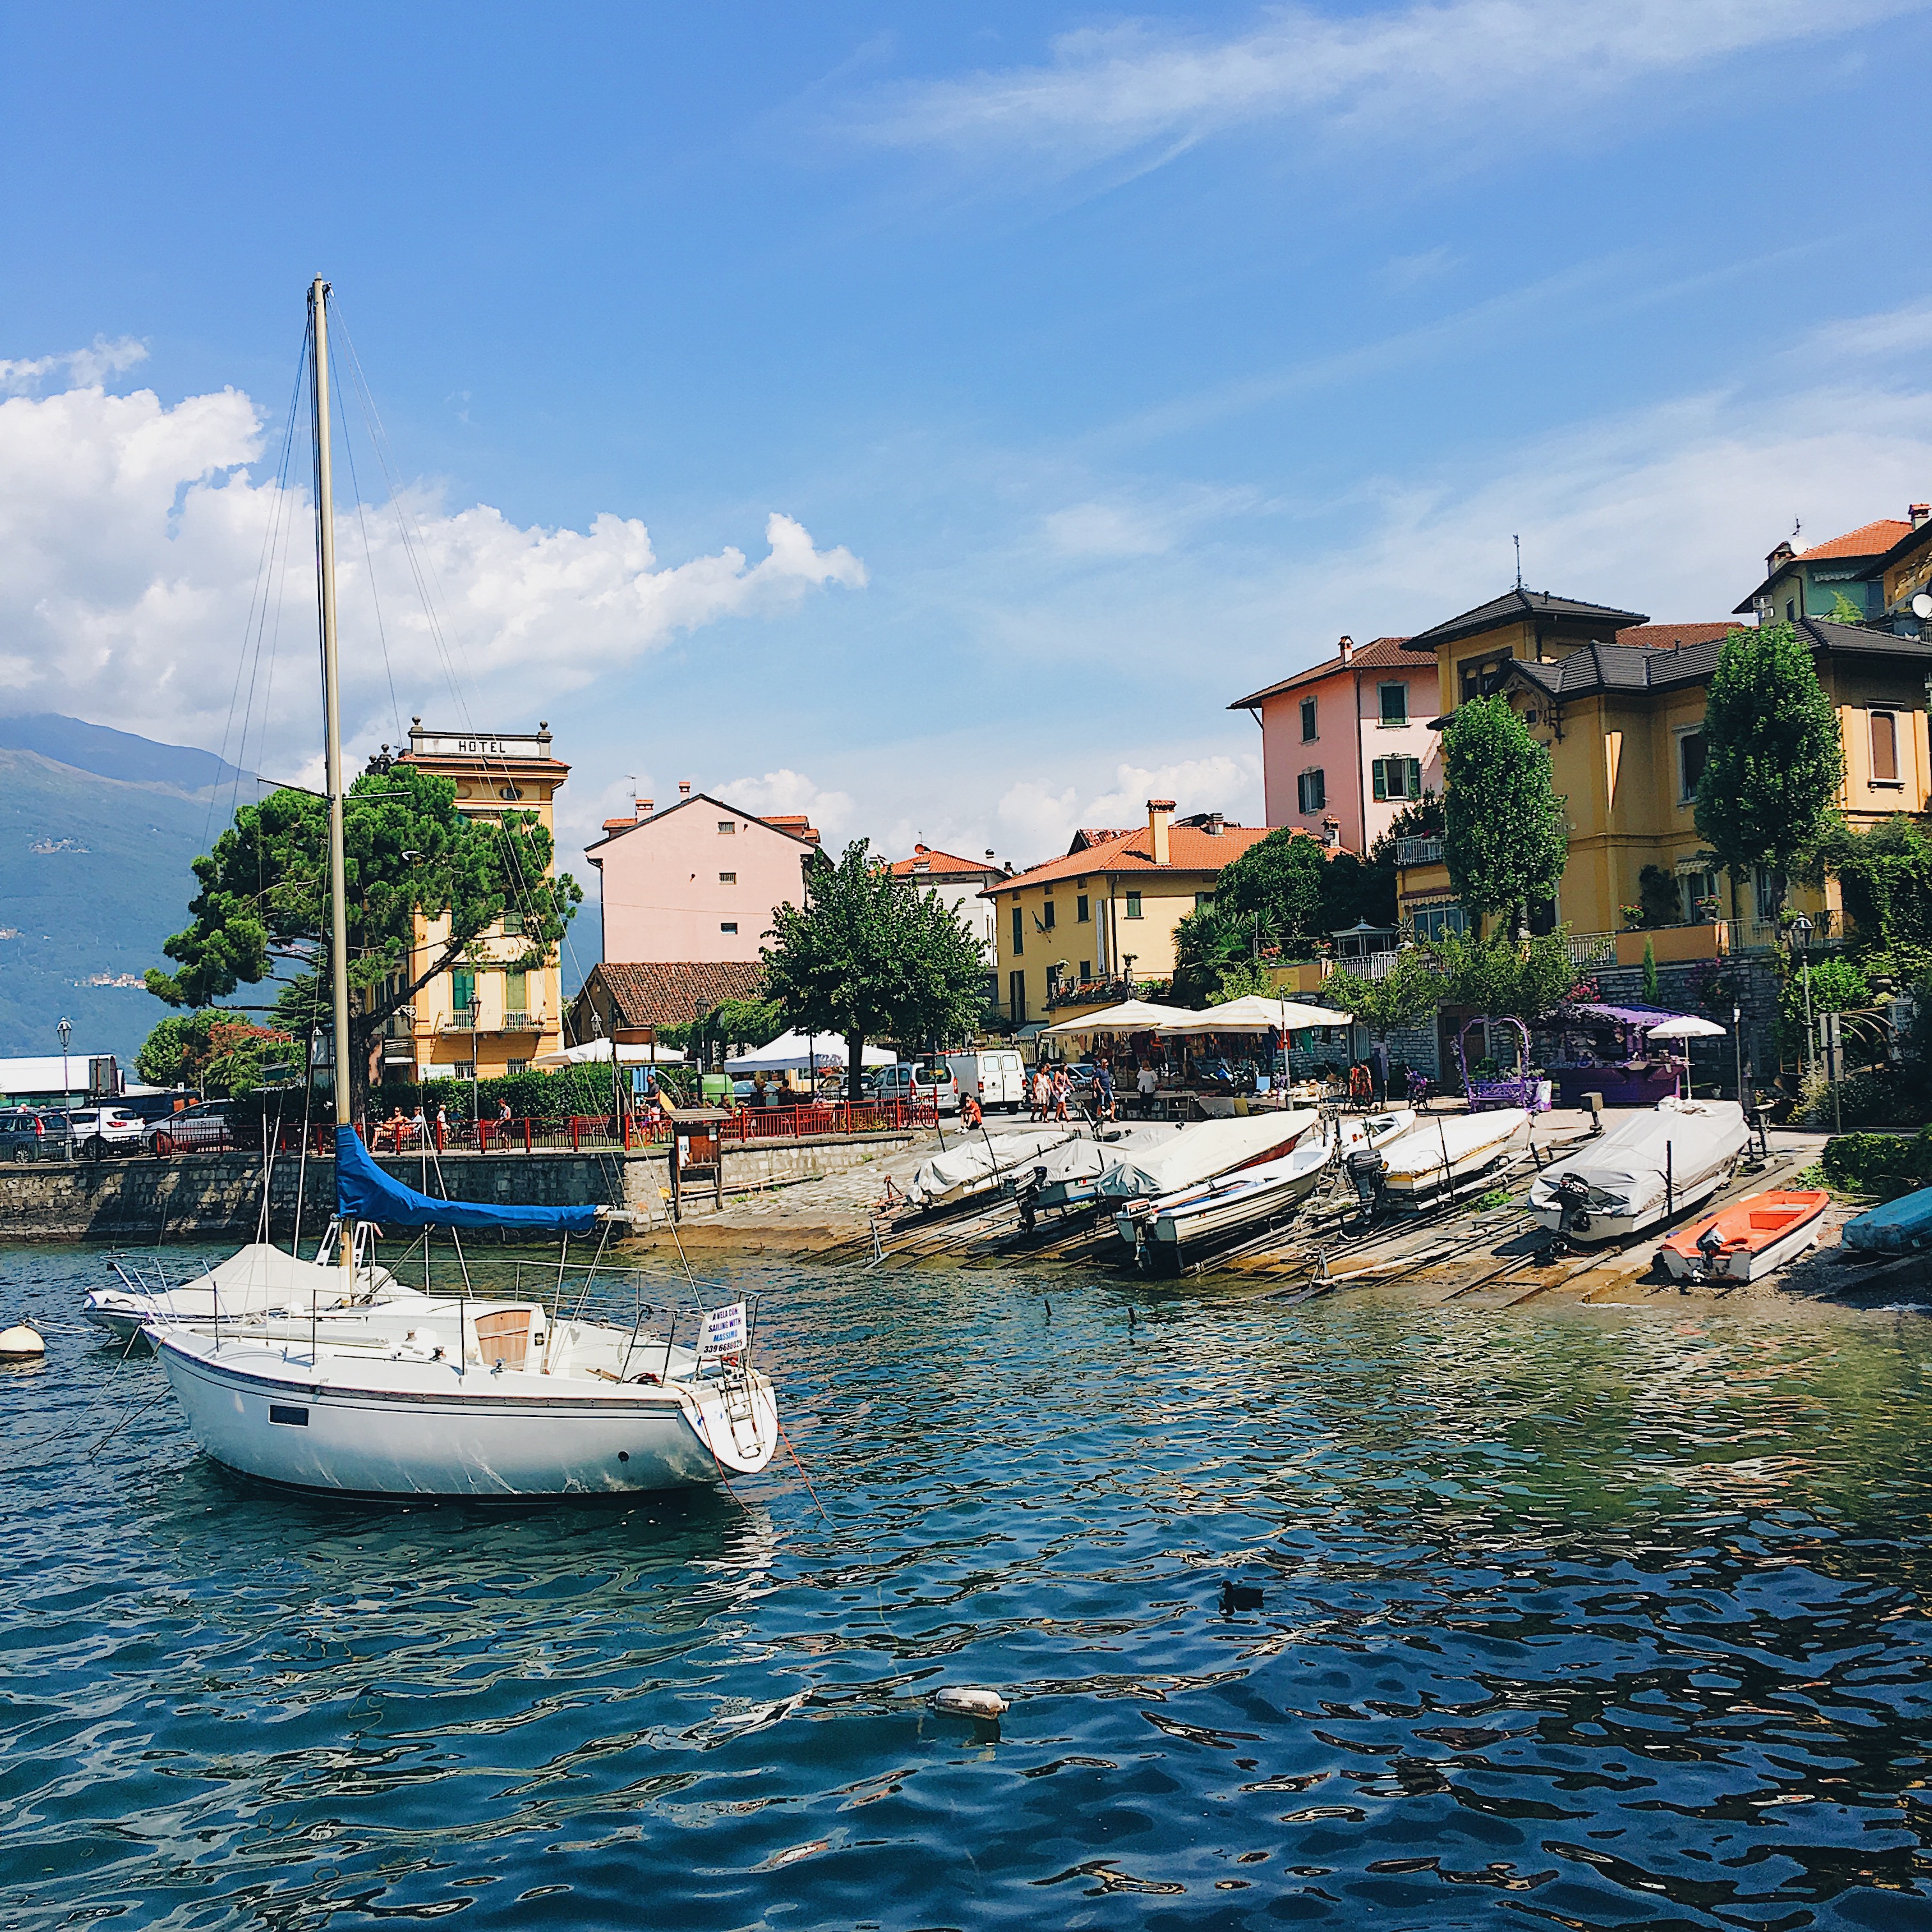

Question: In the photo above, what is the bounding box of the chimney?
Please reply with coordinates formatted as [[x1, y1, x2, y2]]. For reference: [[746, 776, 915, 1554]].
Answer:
[[678, 779, 692, 799], [1321, 816, 1340, 850], [1205, 811, 1224, 836], [1147, 798, 1174, 866], [1337, 634, 1354, 664], [635, 797, 654, 820], [1913, 503, 1931, 529]]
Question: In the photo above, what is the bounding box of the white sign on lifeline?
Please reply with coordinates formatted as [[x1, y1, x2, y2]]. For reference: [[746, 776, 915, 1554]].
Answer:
[[697, 1301, 747, 1359]]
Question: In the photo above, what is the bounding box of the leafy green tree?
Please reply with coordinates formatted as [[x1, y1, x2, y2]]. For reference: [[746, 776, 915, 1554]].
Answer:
[[1808, 813, 1932, 972], [1778, 954, 1872, 1052], [1693, 622, 1844, 914], [1427, 930, 1578, 1023], [1636, 864, 1681, 930], [1440, 697, 1568, 940], [134, 1009, 293, 1096], [760, 840, 988, 1100], [146, 762, 579, 1119], [1171, 903, 1273, 1006], [1825, 591, 1866, 625], [1209, 829, 1331, 937], [1320, 946, 1443, 1041], [1642, 935, 1660, 1002], [1208, 959, 1275, 1004]]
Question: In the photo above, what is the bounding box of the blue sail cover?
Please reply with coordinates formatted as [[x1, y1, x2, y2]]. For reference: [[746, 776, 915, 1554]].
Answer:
[[335, 1126, 601, 1234]]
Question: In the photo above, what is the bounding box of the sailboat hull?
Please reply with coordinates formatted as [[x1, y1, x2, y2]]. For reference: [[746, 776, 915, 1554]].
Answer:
[[155, 1337, 775, 1498]]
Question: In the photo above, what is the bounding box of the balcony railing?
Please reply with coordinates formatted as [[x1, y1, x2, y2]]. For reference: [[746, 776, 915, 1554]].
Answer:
[[499, 1010, 542, 1033], [1395, 836, 1444, 868], [1566, 931, 1617, 969]]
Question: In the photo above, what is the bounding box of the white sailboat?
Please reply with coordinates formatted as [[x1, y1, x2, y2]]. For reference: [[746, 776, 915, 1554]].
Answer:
[[146, 280, 778, 1498]]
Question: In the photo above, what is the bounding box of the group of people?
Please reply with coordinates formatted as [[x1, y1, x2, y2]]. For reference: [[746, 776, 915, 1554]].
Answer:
[[374, 1097, 517, 1152]]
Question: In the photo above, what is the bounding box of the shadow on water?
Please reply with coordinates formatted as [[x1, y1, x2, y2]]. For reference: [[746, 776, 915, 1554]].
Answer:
[[6, 1239, 1932, 1928]]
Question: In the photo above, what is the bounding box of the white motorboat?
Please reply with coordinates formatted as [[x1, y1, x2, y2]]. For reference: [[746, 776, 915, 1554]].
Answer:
[[904, 1126, 1076, 1209], [153, 1294, 777, 1498], [1119, 1110, 1414, 1266], [1096, 1110, 1321, 1204], [1007, 1122, 1186, 1213], [84, 1229, 423, 1342], [1374, 1107, 1531, 1199], [1528, 1098, 1749, 1242]]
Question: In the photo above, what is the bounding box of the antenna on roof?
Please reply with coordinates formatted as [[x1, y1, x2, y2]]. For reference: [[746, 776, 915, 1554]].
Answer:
[[1512, 535, 1522, 589]]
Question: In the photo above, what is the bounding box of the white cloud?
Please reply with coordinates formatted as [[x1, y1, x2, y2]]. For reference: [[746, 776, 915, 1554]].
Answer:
[[0, 335, 147, 394], [1043, 501, 1173, 557], [858, 0, 1908, 174], [1802, 300, 1932, 362], [0, 364, 865, 770], [719, 767, 857, 843]]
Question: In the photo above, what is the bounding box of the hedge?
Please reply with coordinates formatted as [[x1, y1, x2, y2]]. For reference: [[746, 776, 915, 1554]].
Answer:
[[1820, 1130, 1932, 1194]]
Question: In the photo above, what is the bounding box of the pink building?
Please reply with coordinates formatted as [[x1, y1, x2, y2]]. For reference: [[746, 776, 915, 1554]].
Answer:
[[586, 782, 820, 963], [1229, 635, 1440, 849]]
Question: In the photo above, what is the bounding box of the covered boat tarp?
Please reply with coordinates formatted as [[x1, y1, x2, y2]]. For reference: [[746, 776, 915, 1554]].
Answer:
[[1528, 1099, 1747, 1227], [905, 1128, 1075, 1208], [335, 1126, 601, 1234], [1843, 1188, 1932, 1254], [1097, 1110, 1318, 1201]]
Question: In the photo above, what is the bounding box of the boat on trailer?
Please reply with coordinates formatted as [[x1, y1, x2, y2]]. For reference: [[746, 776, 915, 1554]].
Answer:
[[1119, 1110, 1413, 1269], [1658, 1188, 1829, 1282], [1528, 1098, 1749, 1243], [1373, 1107, 1530, 1200]]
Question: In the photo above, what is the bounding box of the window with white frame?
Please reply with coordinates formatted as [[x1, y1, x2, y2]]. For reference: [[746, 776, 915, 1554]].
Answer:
[[1410, 904, 1469, 943], [1300, 697, 1317, 741], [1378, 682, 1409, 726], [1678, 730, 1706, 802], [1297, 769, 1326, 813], [1871, 710, 1900, 784]]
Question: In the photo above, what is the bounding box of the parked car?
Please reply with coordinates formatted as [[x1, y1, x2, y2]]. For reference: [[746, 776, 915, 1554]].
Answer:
[[65, 1105, 146, 1158], [939, 1049, 1028, 1112], [865, 1061, 960, 1113], [142, 1100, 235, 1156], [0, 1109, 67, 1163]]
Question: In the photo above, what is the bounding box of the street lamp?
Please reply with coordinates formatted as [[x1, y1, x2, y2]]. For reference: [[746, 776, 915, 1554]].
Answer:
[[467, 993, 482, 1133], [1791, 915, 1814, 1077], [56, 1017, 72, 1100]]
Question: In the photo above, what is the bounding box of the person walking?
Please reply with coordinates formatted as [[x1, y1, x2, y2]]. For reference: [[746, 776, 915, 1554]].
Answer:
[[1368, 1039, 1390, 1107], [1052, 1067, 1071, 1121], [1094, 1061, 1116, 1123], [1136, 1061, 1158, 1118]]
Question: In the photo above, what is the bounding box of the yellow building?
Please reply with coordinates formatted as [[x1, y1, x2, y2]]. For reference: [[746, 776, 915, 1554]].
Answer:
[[983, 801, 1283, 1024], [1391, 590, 1932, 946], [390, 720, 571, 1084]]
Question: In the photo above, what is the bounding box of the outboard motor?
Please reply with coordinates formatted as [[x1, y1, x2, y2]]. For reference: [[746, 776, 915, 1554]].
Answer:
[[1346, 1147, 1384, 1223], [1549, 1173, 1592, 1253], [1016, 1163, 1047, 1235], [1689, 1219, 1725, 1285]]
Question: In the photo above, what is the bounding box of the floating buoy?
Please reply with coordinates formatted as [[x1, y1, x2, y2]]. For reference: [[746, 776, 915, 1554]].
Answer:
[[0, 1324, 46, 1360], [931, 1686, 1009, 1719]]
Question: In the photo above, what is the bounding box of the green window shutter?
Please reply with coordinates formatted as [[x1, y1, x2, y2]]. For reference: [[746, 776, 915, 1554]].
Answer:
[[1406, 758, 1422, 798], [1011, 907, 1023, 956], [452, 968, 476, 1015], [1371, 760, 1387, 802]]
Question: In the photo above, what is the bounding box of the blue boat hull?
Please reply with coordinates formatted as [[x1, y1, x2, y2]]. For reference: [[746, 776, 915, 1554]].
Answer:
[[1843, 1187, 1932, 1254]]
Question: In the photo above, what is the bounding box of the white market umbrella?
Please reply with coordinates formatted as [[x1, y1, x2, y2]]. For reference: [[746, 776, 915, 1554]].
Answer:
[[1160, 994, 1353, 1034], [723, 1031, 897, 1074], [1041, 999, 1200, 1036], [1643, 1014, 1726, 1039], [532, 1040, 687, 1067]]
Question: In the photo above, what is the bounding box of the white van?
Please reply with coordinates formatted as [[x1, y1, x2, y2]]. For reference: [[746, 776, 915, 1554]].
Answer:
[[941, 1049, 1029, 1113]]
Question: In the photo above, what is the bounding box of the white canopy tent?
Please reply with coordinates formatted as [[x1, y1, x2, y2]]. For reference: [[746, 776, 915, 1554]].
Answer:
[[1040, 999, 1200, 1036], [532, 1040, 687, 1068], [1157, 994, 1354, 1034], [723, 1031, 897, 1074], [1643, 1015, 1727, 1040]]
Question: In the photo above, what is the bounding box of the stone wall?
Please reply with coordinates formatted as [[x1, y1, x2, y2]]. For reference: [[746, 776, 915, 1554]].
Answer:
[[0, 1130, 926, 1243]]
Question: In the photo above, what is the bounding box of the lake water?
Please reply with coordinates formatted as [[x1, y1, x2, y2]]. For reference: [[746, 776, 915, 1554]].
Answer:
[[4, 1241, 1932, 1929]]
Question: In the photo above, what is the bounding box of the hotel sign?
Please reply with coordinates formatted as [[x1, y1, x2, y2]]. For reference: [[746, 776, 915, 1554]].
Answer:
[[408, 726, 551, 760]]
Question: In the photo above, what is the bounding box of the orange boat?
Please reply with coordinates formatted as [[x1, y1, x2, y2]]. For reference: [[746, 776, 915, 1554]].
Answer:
[[1659, 1189, 1830, 1282]]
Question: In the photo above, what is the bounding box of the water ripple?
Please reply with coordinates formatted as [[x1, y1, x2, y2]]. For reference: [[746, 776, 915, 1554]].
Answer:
[[3, 1243, 1932, 1927]]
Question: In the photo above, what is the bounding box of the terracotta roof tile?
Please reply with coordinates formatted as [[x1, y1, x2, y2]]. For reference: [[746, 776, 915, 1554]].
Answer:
[[1801, 519, 1913, 562], [889, 846, 996, 879], [984, 823, 1330, 896], [584, 961, 767, 1028], [1613, 622, 1738, 650], [1227, 636, 1416, 709]]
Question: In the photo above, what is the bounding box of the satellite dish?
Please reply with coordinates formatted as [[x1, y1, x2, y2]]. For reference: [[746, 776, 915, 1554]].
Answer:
[[1913, 591, 1932, 620]]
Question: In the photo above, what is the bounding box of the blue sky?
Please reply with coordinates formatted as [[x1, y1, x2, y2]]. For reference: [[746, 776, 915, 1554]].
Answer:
[[3, 0, 1930, 896]]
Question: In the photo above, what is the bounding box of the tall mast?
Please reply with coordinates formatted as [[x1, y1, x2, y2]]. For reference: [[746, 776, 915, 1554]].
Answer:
[[309, 277, 355, 1274]]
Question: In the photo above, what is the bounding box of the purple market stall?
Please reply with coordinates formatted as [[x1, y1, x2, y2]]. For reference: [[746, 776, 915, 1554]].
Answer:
[[1547, 1001, 1699, 1105], [1451, 1016, 1553, 1114]]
